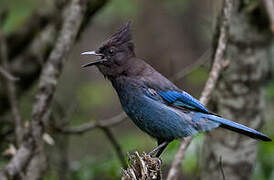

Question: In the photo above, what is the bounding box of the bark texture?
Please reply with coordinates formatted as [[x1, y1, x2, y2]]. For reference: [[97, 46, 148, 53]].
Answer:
[[202, 1, 272, 180], [0, 0, 109, 179]]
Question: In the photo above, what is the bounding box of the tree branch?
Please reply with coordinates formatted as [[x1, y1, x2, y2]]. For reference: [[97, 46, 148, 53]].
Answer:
[[6, 0, 69, 59], [0, 1, 72, 116], [166, 137, 192, 180], [0, 0, 96, 178], [101, 127, 127, 168], [0, 22, 58, 115], [57, 112, 127, 134], [166, 0, 233, 179], [0, 0, 108, 116], [262, 0, 274, 33], [171, 49, 211, 83], [0, 66, 18, 81], [0, 30, 24, 145]]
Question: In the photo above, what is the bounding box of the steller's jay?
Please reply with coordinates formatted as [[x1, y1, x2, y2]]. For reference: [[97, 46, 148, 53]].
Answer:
[[81, 22, 271, 157]]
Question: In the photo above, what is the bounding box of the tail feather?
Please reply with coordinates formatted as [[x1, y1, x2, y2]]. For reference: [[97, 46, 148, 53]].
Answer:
[[207, 115, 271, 142]]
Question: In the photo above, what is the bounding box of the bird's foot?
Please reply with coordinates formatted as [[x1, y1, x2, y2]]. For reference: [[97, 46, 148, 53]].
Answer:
[[148, 141, 170, 157], [148, 148, 158, 157]]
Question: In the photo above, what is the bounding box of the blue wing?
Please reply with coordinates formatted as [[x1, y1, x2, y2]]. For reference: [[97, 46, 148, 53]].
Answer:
[[157, 90, 210, 114], [145, 89, 271, 141]]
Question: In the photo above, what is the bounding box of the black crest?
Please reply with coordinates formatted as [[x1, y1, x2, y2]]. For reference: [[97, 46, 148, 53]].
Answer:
[[102, 21, 132, 47]]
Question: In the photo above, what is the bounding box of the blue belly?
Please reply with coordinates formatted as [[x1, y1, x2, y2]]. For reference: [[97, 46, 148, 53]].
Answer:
[[119, 91, 200, 141]]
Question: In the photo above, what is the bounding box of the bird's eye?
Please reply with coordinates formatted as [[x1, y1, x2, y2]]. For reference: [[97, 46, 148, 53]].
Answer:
[[109, 49, 114, 55]]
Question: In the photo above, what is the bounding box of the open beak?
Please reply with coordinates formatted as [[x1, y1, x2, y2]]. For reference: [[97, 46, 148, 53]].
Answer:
[[81, 51, 106, 68]]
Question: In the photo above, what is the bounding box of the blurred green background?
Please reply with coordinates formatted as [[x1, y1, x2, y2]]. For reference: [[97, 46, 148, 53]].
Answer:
[[0, 0, 273, 179]]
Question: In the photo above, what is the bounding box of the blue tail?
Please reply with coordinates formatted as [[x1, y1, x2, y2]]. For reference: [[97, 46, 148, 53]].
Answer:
[[207, 115, 271, 141]]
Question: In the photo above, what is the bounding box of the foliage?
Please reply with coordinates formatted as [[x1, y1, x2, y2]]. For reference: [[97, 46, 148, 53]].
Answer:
[[0, 0, 39, 33]]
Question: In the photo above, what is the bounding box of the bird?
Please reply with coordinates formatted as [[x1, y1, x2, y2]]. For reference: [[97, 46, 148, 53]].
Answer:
[[81, 22, 271, 157]]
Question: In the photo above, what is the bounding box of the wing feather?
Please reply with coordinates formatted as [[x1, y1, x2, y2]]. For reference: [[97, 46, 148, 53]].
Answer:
[[157, 90, 210, 114]]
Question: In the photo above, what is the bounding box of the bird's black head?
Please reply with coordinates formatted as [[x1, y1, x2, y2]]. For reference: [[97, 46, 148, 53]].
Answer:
[[82, 22, 136, 78]]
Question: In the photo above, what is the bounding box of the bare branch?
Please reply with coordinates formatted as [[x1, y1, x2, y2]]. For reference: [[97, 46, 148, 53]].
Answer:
[[199, 0, 232, 105], [166, 137, 192, 180], [167, 0, 233, 179], [0, 66, 18, 81], [56, 113, 127, 169], [219, 156, 226, 180], [262, 0, 274, 33], [0, 23, 58, 115], [0, 30, 24, 145], [0, 0, 109, 117], [57, 112, 127, 134], [0, 0, 93, 178], [101, 127, 127, 168], [171, 49, 211, 83], [6, 0, 70, 59], [30, 0, 88, 141], [0, 138, 35, 180]]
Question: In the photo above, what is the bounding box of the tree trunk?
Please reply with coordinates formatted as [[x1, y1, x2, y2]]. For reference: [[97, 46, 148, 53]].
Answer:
[[202, 1, 272, 180]]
